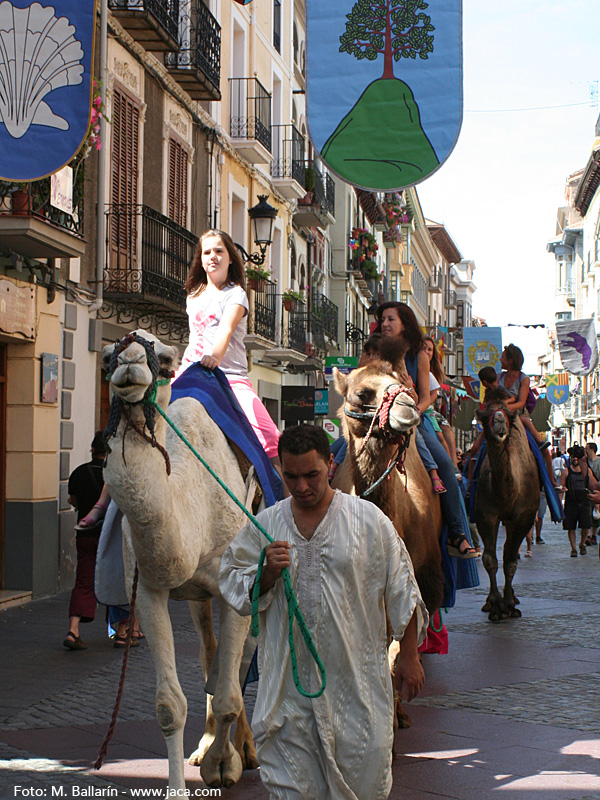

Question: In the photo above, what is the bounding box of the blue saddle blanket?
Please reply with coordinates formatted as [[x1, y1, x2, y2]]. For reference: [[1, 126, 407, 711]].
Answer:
[[170, 363, 283, 506]]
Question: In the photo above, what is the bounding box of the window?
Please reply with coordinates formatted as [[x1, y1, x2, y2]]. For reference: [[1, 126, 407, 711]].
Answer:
[[168, 138, 188, 228], [556, 311, 572, 321], [273, 0, 281, 53], [109, 87, 140, 289]]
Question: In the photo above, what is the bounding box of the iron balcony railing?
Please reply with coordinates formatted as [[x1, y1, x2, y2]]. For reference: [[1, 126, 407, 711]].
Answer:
[[444, 289, 457, 308], [271, 124, 305, 184], [0, 160, 85, 236], [105, 204, 198, 308], [230, 77, 272, 152], [247, 278, 277, 341], [286, 307, 309, 353], [312, 291, 339, 344], [429, 269, 443, 292], [345, 320, 369, 359], [165, 1, 221, 98], [303, 160, 335, 217], [108, 0, 179, 44]]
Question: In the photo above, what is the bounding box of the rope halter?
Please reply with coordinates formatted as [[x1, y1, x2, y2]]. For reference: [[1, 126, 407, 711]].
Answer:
[[344, 383, 416, 456]]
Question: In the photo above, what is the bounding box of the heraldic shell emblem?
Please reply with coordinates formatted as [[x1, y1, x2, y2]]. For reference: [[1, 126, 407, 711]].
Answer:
[[0, 0, 95, 181]]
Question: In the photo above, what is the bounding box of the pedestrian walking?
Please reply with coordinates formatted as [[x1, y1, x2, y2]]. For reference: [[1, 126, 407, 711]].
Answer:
[[64, 433, 106, 650], [219, 424, 428, 800], [560, 444, 599, 557]]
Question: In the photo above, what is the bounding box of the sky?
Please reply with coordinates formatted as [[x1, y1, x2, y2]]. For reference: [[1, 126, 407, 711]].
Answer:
[[416, 0, 600, 366]]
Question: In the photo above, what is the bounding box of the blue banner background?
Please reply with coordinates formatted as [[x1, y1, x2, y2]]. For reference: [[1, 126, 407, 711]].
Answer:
[[0, 0, 96, 180]]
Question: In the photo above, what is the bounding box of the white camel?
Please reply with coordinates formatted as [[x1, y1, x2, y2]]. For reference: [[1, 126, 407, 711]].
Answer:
[[101, 330, 258, 790]]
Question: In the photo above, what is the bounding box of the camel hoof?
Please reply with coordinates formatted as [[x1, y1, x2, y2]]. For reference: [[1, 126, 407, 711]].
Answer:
[[239, 740, 259, 771], [188, 751, 202, 767], [200, 749, 243, 789], [488, 611, 502, 623], [509, 608, 522, 618], [481, 601, 491, 612]]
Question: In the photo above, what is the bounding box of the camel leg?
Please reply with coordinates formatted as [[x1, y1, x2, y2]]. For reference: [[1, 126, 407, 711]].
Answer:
[[199, 597, 249, 788], [388, 639, 411, 730], [502, 520, 532, 618], [187, 599, 217, 767], [233, 705, 259, 770], [479, 519, 504, 621], [135, 583, 187, 791]]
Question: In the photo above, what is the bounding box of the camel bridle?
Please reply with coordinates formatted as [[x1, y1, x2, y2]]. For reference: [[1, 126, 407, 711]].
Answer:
[[344, 383, 415, 497]]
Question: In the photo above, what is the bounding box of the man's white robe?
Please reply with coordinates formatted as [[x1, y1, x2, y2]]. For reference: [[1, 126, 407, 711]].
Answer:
[[219, 490, 428, 800]]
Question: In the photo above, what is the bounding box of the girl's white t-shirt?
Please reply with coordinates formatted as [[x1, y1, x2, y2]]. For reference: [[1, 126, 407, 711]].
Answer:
[[429, 373, 440, 391], [179, 283, 249, 376]]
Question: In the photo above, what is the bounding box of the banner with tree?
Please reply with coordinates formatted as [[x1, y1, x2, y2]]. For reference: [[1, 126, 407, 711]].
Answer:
[[306, 0, 462, 190]]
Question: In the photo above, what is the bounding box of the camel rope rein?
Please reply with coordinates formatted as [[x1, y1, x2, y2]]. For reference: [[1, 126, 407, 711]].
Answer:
[[344, 384, 414, 497], [147, 388, 326, 699]]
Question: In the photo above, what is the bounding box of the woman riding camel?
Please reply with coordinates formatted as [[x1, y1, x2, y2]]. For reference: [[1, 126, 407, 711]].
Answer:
[[374, 301, 477, 559]]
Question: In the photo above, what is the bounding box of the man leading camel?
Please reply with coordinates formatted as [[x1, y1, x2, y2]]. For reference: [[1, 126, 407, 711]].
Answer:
[[219, 424, 428, 800]]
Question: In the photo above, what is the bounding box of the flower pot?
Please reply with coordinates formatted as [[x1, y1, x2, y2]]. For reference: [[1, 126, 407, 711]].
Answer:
[[11, 189, 30, 216], [247, 277, 265, 292], [283, 299, 294, 312]]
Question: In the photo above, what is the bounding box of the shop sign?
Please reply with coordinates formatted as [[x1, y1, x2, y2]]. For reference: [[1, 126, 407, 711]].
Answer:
[[0, 278, 36, 339], [325, 355, 357, 380], [315, 388, 329, 415], [281, 386, 315, 421]]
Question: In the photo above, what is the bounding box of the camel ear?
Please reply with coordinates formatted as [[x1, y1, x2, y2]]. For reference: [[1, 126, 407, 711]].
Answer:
[[333, 367, 348, 397], [156, 343, 179, 374]]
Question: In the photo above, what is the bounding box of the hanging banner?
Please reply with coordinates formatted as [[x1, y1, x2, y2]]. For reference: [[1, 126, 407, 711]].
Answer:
[[462, 327, 502, 379], [545, 373, 570, 405], [0, 0, 97, 181], [556, 318, 599, 376], [306, 0, 463, 190]]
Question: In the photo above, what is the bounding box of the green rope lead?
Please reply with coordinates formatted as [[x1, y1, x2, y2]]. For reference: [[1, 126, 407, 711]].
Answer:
[[148, 390, 327, 699], [430, 607, 447, 633]]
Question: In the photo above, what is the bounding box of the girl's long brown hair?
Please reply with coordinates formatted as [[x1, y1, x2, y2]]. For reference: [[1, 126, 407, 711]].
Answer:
[[423, 335, 445, 383], [185, 230, 246, 295], [374, 301, 423, 356]]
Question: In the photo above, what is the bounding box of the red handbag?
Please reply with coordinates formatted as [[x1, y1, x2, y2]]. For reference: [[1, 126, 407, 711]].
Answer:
[[418, 610, 448, 655]]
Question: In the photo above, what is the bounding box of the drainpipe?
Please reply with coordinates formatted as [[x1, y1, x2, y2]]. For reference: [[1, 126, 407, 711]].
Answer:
[[89, 0, 108, 314]]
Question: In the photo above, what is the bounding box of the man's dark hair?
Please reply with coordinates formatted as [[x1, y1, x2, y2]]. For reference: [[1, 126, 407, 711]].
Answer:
[[568, 444, 585, 459], [278, 424, 331, 465], [363, 332, 382, 354], [91, 432, 106, 456], [478, 366, 497, 385], [586, 442, 598, 454]]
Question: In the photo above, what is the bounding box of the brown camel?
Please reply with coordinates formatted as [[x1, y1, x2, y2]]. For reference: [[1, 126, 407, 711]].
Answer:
[[332, 355, 444, 729], [475, 389, 540, 622], [332, 355, 444, 614]]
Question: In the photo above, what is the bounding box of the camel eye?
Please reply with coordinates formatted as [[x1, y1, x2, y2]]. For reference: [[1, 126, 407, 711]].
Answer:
[[353, 388, 375, 406]]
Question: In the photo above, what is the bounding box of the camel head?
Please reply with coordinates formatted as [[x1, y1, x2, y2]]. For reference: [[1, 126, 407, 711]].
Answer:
[[102, 329, 178, 405], [102, 331, 179, 449], [334, 358, 419, 447], [476, 388, 517, 444]]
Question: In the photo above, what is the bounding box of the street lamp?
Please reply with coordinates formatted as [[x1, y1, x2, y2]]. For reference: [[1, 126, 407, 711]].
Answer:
[[237, 194, 278, 266]]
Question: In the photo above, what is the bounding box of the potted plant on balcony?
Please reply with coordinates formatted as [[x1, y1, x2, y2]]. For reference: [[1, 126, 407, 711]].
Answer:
[[382, 226, 400, 248], [9, 183, 32, 216], [282, 288, 305, 312], [245, 264, 272, 292], [361, 258, 379, 281]]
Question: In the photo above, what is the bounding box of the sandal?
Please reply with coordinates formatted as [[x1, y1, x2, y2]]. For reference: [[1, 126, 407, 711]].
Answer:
[[524, 550, 532, 558], [113, 633, 140, 649], [75, 502, 107, 532], [431, 478, 447, 494], [63, 631, 87, 651], [570, 549, 578, 558], [447, 534, 478, 559], [579, 544, 587, 555]]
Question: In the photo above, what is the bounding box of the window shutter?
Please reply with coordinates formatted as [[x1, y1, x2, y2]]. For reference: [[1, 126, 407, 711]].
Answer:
[[168, 138, 188, 228]]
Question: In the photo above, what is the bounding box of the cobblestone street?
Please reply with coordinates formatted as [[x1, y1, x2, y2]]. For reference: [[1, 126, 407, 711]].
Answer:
[[1, 516, 599, 800]]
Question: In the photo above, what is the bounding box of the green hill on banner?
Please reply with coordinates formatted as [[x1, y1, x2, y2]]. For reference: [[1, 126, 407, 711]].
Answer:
[[322, 78, 439, 189]]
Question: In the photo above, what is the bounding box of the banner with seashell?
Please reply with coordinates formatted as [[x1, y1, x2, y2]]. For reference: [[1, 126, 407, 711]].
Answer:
[[0, 0, 98, 181]]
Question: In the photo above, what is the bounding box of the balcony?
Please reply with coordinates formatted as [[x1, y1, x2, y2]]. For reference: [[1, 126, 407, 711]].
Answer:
[[444, 331, 456, 353], [444, 289, 457, 308], [270, 124, 306, 200], [294, 161, 335, 228], [566, 280, 576, 306], [429, 270, 443, 293], [245, 278, 277, 349], [312, 291, 339, 345], [101, 204, 197, 340], [165, 1, 221, 101], [108, 0, 179, 51], [0, 167, 86, 259], [229, 77, 272, 163]]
